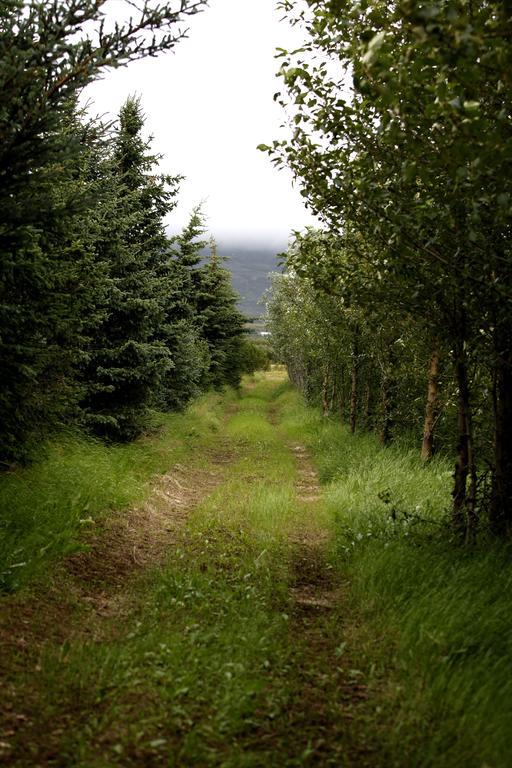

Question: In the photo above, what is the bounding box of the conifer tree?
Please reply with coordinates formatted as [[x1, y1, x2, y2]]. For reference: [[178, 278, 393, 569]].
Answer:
[[156, 208, 211, 410], [0, 100, 103, 461], [0, 0, 206, 462], [80, 98, 180, 440], [195, 240, 247, 389]]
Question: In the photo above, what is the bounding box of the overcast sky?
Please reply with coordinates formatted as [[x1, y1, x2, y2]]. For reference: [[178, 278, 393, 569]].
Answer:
[[86, 0, 318, 248]]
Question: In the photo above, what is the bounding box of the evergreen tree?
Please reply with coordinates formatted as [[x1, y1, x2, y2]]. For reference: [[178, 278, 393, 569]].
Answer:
[[161, 209, 247, 400], [195, 240, 247, 389], [156, 209, 211, 410], [0, 99, 102, 461], [0, 0, 206, 462], [80, 98, 180, 440]]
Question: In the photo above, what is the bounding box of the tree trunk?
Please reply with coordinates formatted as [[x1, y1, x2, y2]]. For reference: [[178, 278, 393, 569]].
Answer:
[[350, 329, 359, 434], [364, 382, 372, 430], [379, 341, 396, 446], [490, 330, 512, 536], [452, 344, 477, 540], [350, 364, 358, 433], [287, 364, 300, 391], [339, 369, 345, 422], [321, 369, 329, 416], [304, 362, 313, 402], [380, 373, 393, 446], [329, 376, 337, 414], [421, 341, 440, 462]]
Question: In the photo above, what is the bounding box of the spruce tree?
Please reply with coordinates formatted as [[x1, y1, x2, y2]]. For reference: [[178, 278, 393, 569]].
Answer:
[[80, 98, 180, 440], [195, 240, 247, 389], [165, 213, 247, 395], [0, 99, 102, 461], [0, 0, 206, 462], [155, 209, 211, 410]]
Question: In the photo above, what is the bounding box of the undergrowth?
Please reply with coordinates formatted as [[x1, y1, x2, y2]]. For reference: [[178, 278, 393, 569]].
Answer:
[[0, 390, 235, 592], [278, 382, 512, 768], [3, 374, 511, 767]]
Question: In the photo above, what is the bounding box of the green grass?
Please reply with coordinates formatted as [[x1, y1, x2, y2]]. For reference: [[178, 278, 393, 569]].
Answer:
[[346, 541, 512, 767], [277, 383, 512, 768], [26, 533, 294, 766], [4, 375, 315, 767], [3, 376, 512, 767], [0, 391, 235, 592]]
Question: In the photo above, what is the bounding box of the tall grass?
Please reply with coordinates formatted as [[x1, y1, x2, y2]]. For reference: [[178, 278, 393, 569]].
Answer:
[[277, 382, 512, 768], [5, 375, 313, 767], [0, 392, 232, 592], [349, 541, 512, 767]]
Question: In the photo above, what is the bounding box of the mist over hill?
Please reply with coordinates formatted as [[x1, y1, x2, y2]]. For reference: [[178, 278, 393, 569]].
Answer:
[[168, 228, 286, 319], [218, 241, 285, 319]]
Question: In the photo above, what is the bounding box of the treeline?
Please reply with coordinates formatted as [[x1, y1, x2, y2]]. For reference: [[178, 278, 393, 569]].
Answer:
[[263, 0, 512, 539], [268, 246, 458, 452], [0, 1, 255, 464]]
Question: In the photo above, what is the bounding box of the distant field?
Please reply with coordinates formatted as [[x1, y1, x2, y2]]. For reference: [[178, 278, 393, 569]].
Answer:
[[244, 319, 269, 336]]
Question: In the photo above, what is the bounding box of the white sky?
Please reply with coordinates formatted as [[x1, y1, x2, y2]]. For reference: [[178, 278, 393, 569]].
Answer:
[[86, 0, 318, 247]]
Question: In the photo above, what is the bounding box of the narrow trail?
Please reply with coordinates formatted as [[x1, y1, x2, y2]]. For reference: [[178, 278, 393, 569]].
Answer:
[[0, 374, 377, 767], [289, 443, 336, 609], [0, 447, 237, 765], [280, 442, 374, 767]]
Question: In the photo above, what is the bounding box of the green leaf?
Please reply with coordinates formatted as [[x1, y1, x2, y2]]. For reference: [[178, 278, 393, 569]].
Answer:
[[361, 31, 387, 66]]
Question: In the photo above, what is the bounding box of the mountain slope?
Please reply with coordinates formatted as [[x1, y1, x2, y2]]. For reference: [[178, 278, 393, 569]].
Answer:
[[219, 242, 283, 318]]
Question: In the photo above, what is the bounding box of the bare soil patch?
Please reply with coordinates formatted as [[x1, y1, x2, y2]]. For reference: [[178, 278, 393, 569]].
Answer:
[[289, 443, 327, 547], [65, 461, 224, 588], [0, 448, 234, 764], [282, 443, 377, 766], [291, 443, 322, 502]]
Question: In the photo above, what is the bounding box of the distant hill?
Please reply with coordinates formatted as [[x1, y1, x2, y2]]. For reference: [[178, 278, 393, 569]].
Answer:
[[218, 242, 285, 319], [168, 228, 286, 319]]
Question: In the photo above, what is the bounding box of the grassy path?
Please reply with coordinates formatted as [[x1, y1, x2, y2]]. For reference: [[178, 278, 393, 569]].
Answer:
[[3, 373, 511, 766], [1, 373, 373, 767]]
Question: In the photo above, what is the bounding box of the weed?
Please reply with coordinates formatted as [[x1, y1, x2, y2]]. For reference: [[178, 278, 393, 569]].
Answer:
[[0, 392, 229, 592], [279, 386, 512, 768]]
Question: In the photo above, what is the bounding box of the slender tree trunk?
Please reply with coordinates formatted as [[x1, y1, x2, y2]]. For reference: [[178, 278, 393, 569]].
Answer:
[[329, 376, 337, 414], [304, 362, 313, 402], [321, 369, 329, 416], [421, 340, 440, 462], [380, 373, 393, 446], [350, 328, 359, 434], [380, 341, 396, 446], [350, 364, 358, 433], [339, 369, 345, 422], [364, 382, 372, 430], [490, 328, 512, 536], [452, 343, 477, 540], [467, 402, 478, 543], [290, 363, 306, 395]]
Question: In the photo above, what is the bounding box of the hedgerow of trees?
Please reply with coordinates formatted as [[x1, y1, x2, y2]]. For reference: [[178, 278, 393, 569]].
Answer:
[[262, 0, 512, 539], [0, 0, 253, 463]]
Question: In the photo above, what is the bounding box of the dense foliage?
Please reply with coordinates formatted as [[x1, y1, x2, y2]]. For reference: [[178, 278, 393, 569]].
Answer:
[[263, 0, 512, 538], [0, 0, 249, 462], [268, 253, 451, 448]]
